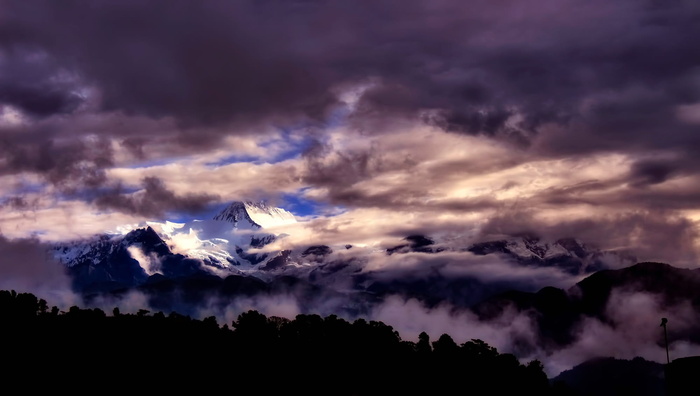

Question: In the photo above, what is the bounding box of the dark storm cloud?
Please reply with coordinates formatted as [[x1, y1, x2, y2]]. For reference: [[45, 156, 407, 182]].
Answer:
[[0, 0, 695, 136], [0, 0, 698, 215], [629, 159, 679, 187], [0, 0, 341, 127], [94, 176, 219, 218], [346, 1, 700, 145], [301, 143, 384, 190], [0, 46, 84, 118], [0, 130, 113, 190], [0, 78, 82, 119]]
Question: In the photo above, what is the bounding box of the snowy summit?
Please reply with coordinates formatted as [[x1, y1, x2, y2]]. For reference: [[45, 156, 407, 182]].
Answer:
[[213, 201, 297, 229]]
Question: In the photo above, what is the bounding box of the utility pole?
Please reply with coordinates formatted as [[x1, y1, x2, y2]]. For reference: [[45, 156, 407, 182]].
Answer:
[[661, 318, 672, 396], [660, 317, 670, 364]]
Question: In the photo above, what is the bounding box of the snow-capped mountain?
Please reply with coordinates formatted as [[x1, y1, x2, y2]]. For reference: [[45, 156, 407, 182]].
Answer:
[[213, 201, 296, 228], [144, 200, 296, 270], [51, 200, 639, 319], [54, 226, 188, 294], [52, 201, 301, 292]]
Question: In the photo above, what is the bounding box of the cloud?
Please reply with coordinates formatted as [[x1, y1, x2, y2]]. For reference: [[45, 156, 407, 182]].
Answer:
[[1, 0, 696, 139], [1, 0, 341, 127], [487, 210, 700, 266], [628, 158, 681, 188], [0, 197, 144, 241], [107, 159, 303, 206], [358, 250, 580, 292], [367, 282, 700, 378], [299, 126, 525, 209], [369, 295, 540, 352], [82, 289, 152, 316], [0, 47, 84, 119], [0, 233, 76, 306], [94, 176, 219, 218], [126, 245, 161, 276], [533, 289, 700, 377], [0, 0, 698, 222], [0, 132, 113, 190]]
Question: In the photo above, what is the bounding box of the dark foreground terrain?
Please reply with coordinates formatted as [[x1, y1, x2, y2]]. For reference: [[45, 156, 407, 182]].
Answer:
[[4, 289, 698, 395], [1, 289, 554, 394]]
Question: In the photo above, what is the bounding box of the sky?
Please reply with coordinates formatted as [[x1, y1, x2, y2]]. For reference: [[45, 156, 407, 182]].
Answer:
[[2, 0, 700, 376], [0, 0, 698, 252]]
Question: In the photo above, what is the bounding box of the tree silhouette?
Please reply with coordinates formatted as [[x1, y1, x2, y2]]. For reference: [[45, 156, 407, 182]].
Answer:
[[0, 289, 557, 395], [417, 331, 432, 354]]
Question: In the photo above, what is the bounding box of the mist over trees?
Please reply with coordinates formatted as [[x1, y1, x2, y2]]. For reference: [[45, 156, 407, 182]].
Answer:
[[1, 289, 563, 395]]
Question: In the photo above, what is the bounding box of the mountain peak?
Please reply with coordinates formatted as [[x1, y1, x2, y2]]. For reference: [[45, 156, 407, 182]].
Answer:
[[213, 200, 297, 228], [213, 201, 255, 226]]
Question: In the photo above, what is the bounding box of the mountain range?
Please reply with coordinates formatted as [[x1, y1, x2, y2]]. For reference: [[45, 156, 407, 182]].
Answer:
[[49, 200, 700, 385], [52, 200, 636, 300]]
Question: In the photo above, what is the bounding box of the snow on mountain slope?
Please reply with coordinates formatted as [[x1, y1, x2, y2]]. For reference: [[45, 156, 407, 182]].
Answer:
[[54, 201, 298, 279], [213, 201, 297, 228], [54, 234, 124, 268], [137, 201, 297, 271]]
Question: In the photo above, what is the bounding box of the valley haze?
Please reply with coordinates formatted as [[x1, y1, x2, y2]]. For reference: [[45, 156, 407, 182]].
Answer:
[[1, 0, 700, 383]]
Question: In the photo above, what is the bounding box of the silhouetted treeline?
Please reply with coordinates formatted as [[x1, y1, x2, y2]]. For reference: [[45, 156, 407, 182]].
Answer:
[[1, 289, 565, 394]]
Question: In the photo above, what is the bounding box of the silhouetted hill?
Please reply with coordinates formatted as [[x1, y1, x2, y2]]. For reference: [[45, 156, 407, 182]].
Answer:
[[552, 355, 700, 396], [471, 262, 700, 349], [572, 262, 700, 317], [6, 261, 699, 394], [666, 356, 700, 396], [0, 288, 555, 395], [551, 357, 666, 396]]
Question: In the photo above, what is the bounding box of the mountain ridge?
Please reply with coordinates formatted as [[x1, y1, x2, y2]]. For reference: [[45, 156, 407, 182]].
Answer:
[[46, 200, 700, 381], [51, 201, 650, 315], [471, 261, 700, 354]]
